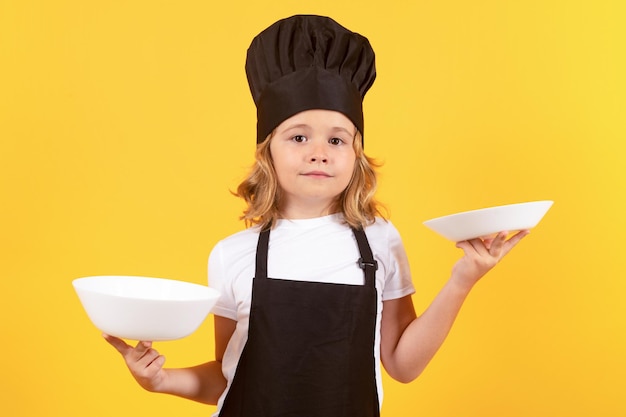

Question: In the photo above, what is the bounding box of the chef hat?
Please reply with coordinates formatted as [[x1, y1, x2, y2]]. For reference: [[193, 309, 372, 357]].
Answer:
[[245, 15, 377, 143]]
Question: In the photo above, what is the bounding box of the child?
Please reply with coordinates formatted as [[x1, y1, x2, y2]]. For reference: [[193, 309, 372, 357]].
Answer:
[[104, 15, 528, 417]]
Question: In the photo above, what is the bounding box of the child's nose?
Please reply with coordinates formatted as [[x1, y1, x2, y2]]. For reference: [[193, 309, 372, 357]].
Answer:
[[309, 146, 328, 163], [309, 154, 328, 163]]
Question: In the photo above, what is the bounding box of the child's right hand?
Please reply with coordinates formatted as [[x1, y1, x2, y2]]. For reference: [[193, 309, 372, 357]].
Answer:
[[103, 333, 168, 393]]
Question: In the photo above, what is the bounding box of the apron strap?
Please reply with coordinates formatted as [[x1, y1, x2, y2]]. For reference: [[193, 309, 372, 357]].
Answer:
[[352, 227, 378, 288], [255, 228, 270, 279]]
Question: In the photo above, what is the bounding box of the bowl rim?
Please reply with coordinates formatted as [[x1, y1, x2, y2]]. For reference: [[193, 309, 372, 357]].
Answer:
[[72, 275, 219, 301], [423, 200, 554, 225]]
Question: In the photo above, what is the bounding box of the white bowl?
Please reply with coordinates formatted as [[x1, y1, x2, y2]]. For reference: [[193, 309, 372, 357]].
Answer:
[[73, 276, 220, 341], [423, 200, 553, 241]]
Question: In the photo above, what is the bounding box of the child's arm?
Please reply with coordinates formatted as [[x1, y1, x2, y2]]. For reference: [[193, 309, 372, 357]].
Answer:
[[104, 315, 236, 404], [380, 230, 529, 383]]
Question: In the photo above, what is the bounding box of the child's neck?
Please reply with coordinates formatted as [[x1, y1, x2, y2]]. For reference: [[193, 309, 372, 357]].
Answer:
[[279, 201, 338, 220]]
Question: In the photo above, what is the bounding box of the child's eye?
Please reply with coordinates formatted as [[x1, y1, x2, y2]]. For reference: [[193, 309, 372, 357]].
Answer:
[[329, 137, 344, 145], [292, 135, 307, 143]]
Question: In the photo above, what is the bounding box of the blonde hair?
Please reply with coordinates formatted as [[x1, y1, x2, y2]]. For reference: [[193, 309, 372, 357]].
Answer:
[[235, 131, 386, 230]]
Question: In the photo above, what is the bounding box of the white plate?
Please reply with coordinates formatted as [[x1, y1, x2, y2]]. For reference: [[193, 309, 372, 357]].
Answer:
[[423, 200, 553, 241], [73, 276, 220, 341]]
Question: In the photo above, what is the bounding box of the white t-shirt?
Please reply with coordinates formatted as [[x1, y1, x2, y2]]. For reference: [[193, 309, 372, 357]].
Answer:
[[208, 214, 415, 415]]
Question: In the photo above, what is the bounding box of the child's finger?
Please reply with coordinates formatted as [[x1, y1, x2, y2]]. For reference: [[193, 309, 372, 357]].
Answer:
[[468, 237, 492, 256], [127, 340, 155, 362], [103, 333, 131, 355], [456, 238, 487, 256], [133, 346, 164, 373], [454, 240, 473, 253], [487, 231, 508, 256], [501, 229, 530, 256], [146, 354, 166, 370]]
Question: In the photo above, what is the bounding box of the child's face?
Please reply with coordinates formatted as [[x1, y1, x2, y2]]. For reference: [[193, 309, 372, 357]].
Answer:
[[269, 109, 357, 218]]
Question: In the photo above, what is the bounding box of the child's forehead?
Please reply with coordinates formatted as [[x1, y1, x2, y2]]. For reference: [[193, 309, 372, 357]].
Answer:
[[277, 109, 356, 132]]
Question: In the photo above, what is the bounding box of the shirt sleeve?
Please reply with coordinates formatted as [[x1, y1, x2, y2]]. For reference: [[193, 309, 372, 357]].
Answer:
[[380, 221, 416, 301], [208, 241, 239, 320]]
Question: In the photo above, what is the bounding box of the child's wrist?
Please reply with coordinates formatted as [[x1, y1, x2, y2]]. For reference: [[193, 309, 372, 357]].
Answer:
[[448, 274, 477, 296]]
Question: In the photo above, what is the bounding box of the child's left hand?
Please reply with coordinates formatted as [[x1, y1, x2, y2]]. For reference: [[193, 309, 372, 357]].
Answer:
[[451, 230, 530, 292]]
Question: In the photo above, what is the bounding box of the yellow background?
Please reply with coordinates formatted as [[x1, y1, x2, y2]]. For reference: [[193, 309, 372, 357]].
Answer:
[[1, 0, 624, 415]]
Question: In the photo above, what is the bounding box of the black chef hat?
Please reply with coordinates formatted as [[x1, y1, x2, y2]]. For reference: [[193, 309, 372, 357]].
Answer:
[[246, 15, 377, 144]]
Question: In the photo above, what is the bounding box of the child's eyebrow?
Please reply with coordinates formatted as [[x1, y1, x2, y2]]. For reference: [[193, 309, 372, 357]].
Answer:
[[280, 124, 355, 136], [280, 123, 310, 133], [330, 126, 356, 136]]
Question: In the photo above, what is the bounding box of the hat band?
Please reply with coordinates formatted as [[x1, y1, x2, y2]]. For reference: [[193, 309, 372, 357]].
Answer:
[[256, 67, 364, 143]]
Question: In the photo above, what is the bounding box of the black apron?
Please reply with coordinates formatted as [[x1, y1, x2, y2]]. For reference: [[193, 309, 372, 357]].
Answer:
[[219, 227, 380, 417]]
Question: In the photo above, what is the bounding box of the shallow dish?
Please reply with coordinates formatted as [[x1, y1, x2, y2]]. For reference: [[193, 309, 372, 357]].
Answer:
[[73, 275, 220, 341], [423, 200, 553, 242]]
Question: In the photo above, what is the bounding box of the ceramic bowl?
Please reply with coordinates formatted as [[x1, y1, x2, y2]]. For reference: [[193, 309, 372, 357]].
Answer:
[[73, 275, 220, 341], [423, 200, 553, 241]]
